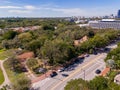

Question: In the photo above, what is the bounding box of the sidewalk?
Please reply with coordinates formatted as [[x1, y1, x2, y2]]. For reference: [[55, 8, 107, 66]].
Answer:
[[0, 60, 10, 89], [32, 71, 51, 83], [31, 66, 62, 84]]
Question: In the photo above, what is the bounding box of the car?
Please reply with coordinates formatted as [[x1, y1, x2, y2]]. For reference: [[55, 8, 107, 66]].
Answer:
[[58, 68, 65, 72], [95, 69, 101, 74], [85, 54, 89, 57], [36, 68, 47, 73], [94, 52, 98, 55], [22, 67, 28, 72], [104, 48, 110, 51], [62, 74, 69, 77], [50, 72, 58, 77]]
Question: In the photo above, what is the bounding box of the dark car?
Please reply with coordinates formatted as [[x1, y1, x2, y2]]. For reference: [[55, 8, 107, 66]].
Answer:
[[104, 48, 110, 52], [62, 74, 69, 77], [22, 67, 28, 72], [95, 69, 101, 74], [85, 54, 89, 57], [50, 72, 58, 77], [94, 52, 98, 55]]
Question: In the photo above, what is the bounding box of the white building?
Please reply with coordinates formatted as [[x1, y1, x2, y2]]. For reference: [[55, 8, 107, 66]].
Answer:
[[89, 19, 120, 30]]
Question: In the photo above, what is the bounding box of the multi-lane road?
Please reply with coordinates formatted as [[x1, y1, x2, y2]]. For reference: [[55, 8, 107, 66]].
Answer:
[[32, 41, 118, 90], [32, 53, 106, 90]]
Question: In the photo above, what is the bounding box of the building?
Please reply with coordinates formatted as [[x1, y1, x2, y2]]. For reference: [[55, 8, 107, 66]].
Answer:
[[74, 35, 88, 46], [89, 19, 120, 30], [114, 74, 120, 84], [11, 26, 40, 32], [118, 10, 120, 18]]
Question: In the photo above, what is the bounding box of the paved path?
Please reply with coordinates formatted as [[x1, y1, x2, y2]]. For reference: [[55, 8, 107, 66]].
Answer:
[[32, 71, 51, 83], [0, 59, 10, 89]]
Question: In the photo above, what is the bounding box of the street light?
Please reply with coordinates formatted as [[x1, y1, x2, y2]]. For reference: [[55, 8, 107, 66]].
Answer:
[[43, 59, 48, 77]]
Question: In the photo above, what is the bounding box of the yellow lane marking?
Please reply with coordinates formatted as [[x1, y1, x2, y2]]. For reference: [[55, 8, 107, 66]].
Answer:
[[51, 54, 105, 90]]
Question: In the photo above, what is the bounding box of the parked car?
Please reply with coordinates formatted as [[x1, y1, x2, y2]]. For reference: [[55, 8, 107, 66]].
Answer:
[[22, 67, 28, 72], [95, 69, 101, 74], [94, 52, 98, 55], [104, 48, 110, 51], [36, 68, 47, 74], [58, 68, 65, 72], [50, 72, 58, 77], [85, 54, 89, 57], [62, 74, 69, 77]]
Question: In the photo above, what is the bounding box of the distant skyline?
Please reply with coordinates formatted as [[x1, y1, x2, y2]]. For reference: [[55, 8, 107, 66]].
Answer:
[[0, 0, 120, 17]]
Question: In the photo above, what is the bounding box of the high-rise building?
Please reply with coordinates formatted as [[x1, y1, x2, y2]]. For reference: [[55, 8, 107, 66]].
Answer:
[[118, 10, 120, 18]]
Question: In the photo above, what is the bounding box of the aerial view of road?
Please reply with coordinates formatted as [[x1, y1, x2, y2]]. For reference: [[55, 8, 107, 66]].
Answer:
[[32, 53, 106, 90], [32, 42, 118, 90]]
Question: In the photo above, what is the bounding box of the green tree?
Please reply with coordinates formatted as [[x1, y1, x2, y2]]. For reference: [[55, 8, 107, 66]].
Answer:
[[89, 76, 108, 90], [40, 40, 76, 65], [87, 31, 95, 38], [26, 40, 42, 52], [42, 24, 55, 31], [64, 79, 89, 90], [3, 30, 18, 40], [13, 76, 31, 90], [26, 58, 38, 70], [7, 57, 24, 73]]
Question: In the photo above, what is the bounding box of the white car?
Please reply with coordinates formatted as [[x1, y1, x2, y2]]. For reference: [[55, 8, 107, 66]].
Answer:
[[58, 68, 65, 72]]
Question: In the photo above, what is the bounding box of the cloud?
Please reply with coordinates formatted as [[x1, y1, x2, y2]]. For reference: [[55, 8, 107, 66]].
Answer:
[[8, 10, 31, 14], [53, 8, 83, 14], [24, 5, 36, 10], [0, 5, 36, 14], [0, 6, 21, 9], [43, 8, 85, 16], [0, 5, 36, 10]]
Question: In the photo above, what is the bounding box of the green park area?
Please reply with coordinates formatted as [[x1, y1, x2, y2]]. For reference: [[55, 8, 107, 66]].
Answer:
[[0, 49, 15, 60], [0, 68, 4, 85]]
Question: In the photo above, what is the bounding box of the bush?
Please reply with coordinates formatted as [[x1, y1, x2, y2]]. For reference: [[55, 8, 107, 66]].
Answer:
[[13, 76, 31, 90]]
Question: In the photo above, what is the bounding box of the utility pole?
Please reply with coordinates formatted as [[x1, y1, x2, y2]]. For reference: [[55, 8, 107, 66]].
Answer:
[[83, 70, 85, 80], [82, 69, 85, 80], [44, 60, 47, 77]]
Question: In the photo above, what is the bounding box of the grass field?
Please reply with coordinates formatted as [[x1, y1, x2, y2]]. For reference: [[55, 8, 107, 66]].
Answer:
[[0, 49, 15, 60], [0, 68, 4, 85]]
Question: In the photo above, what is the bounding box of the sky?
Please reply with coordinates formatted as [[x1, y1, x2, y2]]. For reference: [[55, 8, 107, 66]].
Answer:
[[0, 0, 120, 17]]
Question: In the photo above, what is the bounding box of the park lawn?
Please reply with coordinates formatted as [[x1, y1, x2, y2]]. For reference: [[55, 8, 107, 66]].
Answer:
[[0, 49, 15, 60], [0, 68, 4, 85]]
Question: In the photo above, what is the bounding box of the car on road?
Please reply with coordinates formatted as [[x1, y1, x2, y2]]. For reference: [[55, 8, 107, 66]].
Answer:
[[95, 69, 101, 74], [62, 74, 69, 77], [50, 72, 58, 77]]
